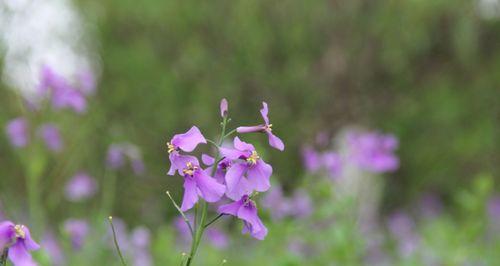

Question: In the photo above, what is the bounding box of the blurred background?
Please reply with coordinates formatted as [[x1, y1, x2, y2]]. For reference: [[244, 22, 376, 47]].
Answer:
[[0, 0, 499, 265]]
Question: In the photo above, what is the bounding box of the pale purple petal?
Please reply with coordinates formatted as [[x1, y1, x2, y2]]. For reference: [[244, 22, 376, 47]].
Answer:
[[201, 154, 215, 166], [21, 227, 40, 251], [218, 199, 243, 216], [37, 124, 63, 152], [131, 158, 145, 175], [0, 221, 15, 250], [8, 241, 37, 266], [41, 232, 65, 266], [224, 163, 247, 194], [260, 102, 270, 125], [220, 98, 228, 118], [322, 152, 342, 179], [219, 147, 247, 160], [205, 228, 228, 249], [5, 118, 29, 148], [171, 126, 206, 152], [63, 219, 89, 250], [266, 131, 284, 151], [107, 145, 125, 169], [237, 204, 267, 240], [194, 171, 225, 202], [131, 226, 151, 249], [180, 178, 198, 211], [236, 126, 264, 134], [246, 160, 272, 192], [77, 70, 96, 96], [168, 154, 199, 176], [301, 146, 321, 172], [52, 85, 87, 114], [225, 176, 252, 201], [233, 137, 255, 152], [64, 173, 98, 202]]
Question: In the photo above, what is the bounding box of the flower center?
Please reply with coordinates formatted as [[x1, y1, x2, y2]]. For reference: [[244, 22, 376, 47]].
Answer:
[[166, 142, 176, 153], [246, 150, 260, 165], [182, 162, 198, 176], [264, 124, 273, 132], [14, 224, 26, 239]]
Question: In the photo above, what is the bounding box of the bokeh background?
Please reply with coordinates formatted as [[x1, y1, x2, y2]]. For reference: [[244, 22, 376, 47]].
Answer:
[[0, 0, 499, 265]]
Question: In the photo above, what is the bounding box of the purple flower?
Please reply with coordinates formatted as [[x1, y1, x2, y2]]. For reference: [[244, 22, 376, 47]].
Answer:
[[63, 219, 89, 250], [41, 232, 64, 266], [301, 146, 322, 172], [201, 154, 231, 184], [0, 221, 40, 266], [218, 195, 268, 240], [289, 189, 313, 219], [106, 143, 146, 175], [261, 186, 291, 221], [5, 118, 29, 148], [387, 211, 420, 257], [220, 137, 273, 200], [322, 151, 342, 179], [76, 70, 97, 96], [64, 172, 98, 202], [106, 145, 125, 169], [175, 156, 225, 211], [346, 131, 399, 173], [37, 124, 64, 152], [236, 102, 284, 151], [167, 126, 207, 176], [220, 98, 228, 118], [131, 226, 152, 266]]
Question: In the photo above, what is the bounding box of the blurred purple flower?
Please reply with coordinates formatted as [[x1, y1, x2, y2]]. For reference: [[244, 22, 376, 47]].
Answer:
[[106, 143, 145, 175], [64, 172, 98, 202], [77, 70, 97, 96], [37, 123, 64, 152], [205, 228, 228, 249], [173, 214, 193, 247], [218, 195, 268, 240], [236, 102, 284, 151], [487, 195, 500, 226], [261, 186, 291, 221], [322, 152, 342, 179], [131, 226, 152, 266], [346, 131, 399, 173], [289, 189, 313, 219], [41, 232, 65, 266], [220, 137, 272, 200], [301, 146, 322, 173], [131, 159, 145, 175], [5, 118, 29, 148], [106, 218, 130, 252], [387, 211, 420, 257], [0, 221, 39, 266], [167, 126, 207, 176], [63, 219, 89, 250], [106, 145, 125, 169], [220, 98, 228, 118]]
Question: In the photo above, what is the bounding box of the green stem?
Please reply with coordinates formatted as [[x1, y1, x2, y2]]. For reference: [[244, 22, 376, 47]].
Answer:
[[204, 214, 224, 228], [108, 216, 128, 266], [166, 191, 194, 237], [185, 116, 228, 266], [100, 170, 117, 218]]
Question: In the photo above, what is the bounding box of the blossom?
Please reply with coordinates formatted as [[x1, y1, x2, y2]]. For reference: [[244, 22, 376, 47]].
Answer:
[[37, 124, 64, 152], [167, 126, 207, 176], [0, 221, 40, 266], [301, 146, 322, 172], [76, 69, 97, 96], [387, 212, 420, 257], [346, 131, 399, 173], [106, 143, 145, 175], [322, 151, 342, 179], [41, 232, 64, 266], [220, 98, 228, 118], [131, 226, 152, 266], [218, 195, 267, 240], [63, 219, 89, 250], [205, 228, 228, 249], [220, 137, 272, 200], [201, 154, 231, 184], [260, 186, 291, 221], [5, 118, 29, 148], [176, 156, 225, 211], [106, 145, 125, 169], [64, 172, 98, 202], [289, 189, 313, 219], [236, 102, 284, 151]]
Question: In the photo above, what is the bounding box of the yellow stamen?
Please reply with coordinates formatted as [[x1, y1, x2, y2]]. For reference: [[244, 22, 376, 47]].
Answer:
[[167, 142, 176, 153], [182, 162, 198, 176], [246, 150, 260, 165], [14, 225, 26, 239], [264, 124, 273, 132]]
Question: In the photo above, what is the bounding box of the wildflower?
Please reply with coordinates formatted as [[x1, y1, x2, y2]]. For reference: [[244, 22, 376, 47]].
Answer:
[[131, 226, 152, 266], [106, 143, 145, 175], [220, 98, 228, 118], [37, 124, 64, 152], [76, 69, 97, 96], [63, 219, 89, 250], [167, 126, 207, 176], [301, 146, 322, 172], [5, 118, 29, 148], [236, 102, 284, 151], [289, 189, 313, 219], [41, 232, 65, 266], [260, 186, 291, 221], [106, 145, 125, 169], [322, 151, 342, 179], [346, 131, 399, 173], [0, 221, 40, 266], [64, 172, 98, 202], [220, 137, 272, 200], [177, 156, 225, 211], [205, 228, 228, 249], [387, 211, 420, 257], [201, 154, 231, 184], [218, 195, 267, 240]]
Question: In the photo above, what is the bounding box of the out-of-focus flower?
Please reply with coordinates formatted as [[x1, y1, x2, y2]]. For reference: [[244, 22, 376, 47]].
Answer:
[[41, 231, 65, 266], [289, 189, 313, 219], [236, 102, 284, 151], [346, 131, 399, 173], [106, 143, 146, 175], [176, 156, 225, 211], [131, 226, 152, 266], [218, 195, 267, 240], [0, 221, 39, 266], [37, 123, 64, 152], [106, 218, 130, 252], [322, 152, 342, 179], [77, 70, 97, 96], [301, 146, 322, 172], [173, 214, 193, 247], [63, 219, 89, 250], [220, 98, 228, 118], [387, 211, 420, 258], [487, 195, 500, 228], [64, 172, 98, 202], [5, 118, 29, 148], [167, 126, 207, 176], [220, 137, 272, 200], [205, 228, 228, 249], [261, 186, 291, 221]]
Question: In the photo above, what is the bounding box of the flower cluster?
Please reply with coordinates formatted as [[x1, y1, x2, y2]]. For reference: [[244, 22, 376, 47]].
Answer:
[[5, 118, 64, 152], [0, 221, 39, 266], [167, 100, 284, 240]]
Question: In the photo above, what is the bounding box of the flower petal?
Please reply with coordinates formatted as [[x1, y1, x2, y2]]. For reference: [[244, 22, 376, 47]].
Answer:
[[168, 154, 199, 176], [233, 137, 255, 152], [246, 160, 272, 192], [237, 203, 267, 240], [266, 131, 284, 151], [194, 171, 225, 202], [220, 98, 228, 117], [260, 102, 270, 125], [236, 126, 263, 134], [171, 126, 206, 152], [8, 241, 37, 266], [218, 199, 243, 216], [22, 227, 40, 251], [226, 176, 251, 201], [224, 163, 246, 193], [219, 147, 247, 160], [201, 154, 215, 166], [0, 221, 14, 250], [180, 178, 199, 212]]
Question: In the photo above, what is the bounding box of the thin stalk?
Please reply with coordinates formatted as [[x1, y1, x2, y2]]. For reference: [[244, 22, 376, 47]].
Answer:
[[166, 191, 194, 237], [108, 216, 128, 266], [204, 214, 224, 228]]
